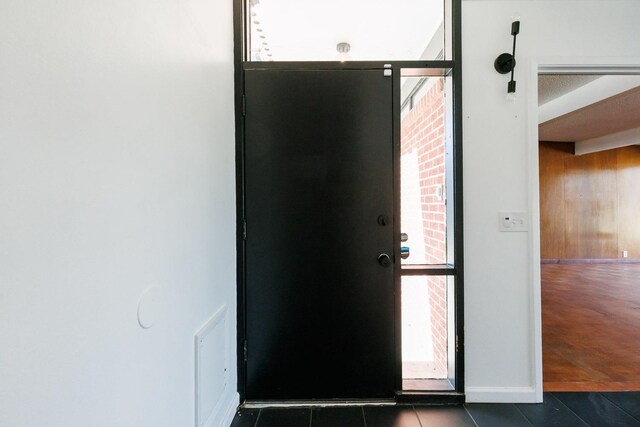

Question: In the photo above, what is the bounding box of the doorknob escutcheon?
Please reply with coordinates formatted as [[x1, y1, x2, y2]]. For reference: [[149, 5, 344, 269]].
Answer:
[[377, 215, 390, 226], [377, 253, 392, 267]]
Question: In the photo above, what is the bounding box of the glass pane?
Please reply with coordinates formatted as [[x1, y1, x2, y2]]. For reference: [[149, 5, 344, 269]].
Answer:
[[247, 0, 448, 61], [400, 75, 453, 265], [402, 276, 453, 389]]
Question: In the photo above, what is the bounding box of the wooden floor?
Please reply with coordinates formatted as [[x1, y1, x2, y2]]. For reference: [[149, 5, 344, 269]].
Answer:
[[543, 263, 640, 391]]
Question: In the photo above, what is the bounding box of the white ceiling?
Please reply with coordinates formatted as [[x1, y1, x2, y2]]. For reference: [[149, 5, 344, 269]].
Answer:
[[538, 75, 601, 106], [249, 0, 444, 61]]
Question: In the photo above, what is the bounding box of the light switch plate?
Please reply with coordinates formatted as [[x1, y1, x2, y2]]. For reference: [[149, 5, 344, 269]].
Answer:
[[499, 211, 528, 232]]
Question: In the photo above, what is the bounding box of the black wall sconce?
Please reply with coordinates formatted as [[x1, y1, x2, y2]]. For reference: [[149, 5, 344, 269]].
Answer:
[[494, 20, 520, 94]]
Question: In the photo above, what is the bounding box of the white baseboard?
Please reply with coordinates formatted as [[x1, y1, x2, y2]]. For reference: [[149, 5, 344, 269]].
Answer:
[[465, 387, 539, 403], [211, 391, 239, 427]]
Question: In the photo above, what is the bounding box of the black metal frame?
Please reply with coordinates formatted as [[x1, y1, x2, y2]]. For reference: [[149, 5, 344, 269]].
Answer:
[[234, 0, 463, 404], [243, 61, 452, 72], [393, 68, 403, 396]]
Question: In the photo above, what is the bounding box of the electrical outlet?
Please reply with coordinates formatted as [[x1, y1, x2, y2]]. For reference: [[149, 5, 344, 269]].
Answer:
[[623, 250, 628, 258]]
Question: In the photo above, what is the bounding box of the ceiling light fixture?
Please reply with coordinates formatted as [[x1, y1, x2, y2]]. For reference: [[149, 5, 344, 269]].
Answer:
[[336, 42, 351, 62]]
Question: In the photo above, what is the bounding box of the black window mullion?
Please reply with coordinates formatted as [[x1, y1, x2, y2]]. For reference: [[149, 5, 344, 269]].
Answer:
[[400, 265, 455, 276]]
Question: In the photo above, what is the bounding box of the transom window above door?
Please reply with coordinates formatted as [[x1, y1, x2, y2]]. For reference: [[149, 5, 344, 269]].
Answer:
[[246, 0, 452, 62]]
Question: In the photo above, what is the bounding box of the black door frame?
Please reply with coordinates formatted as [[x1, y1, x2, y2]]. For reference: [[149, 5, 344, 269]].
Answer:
[[233, 0, 464, 404]]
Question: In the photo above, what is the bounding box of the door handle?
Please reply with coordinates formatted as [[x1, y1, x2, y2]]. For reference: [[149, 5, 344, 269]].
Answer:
[[377, 253, 392, 267]]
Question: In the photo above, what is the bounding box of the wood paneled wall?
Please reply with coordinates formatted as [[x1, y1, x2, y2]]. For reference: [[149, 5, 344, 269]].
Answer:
[[617, 149, 640, 258], [539, 142, 640, 259]]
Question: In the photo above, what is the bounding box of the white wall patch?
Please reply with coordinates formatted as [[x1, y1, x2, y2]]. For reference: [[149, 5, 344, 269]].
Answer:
[[137, 285, 165, 329]]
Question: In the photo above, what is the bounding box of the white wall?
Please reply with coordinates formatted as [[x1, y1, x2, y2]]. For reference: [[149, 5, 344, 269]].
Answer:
[[4, 0, 639, 416], [0, 0, 237, 425], [462, 0, 640, 402]]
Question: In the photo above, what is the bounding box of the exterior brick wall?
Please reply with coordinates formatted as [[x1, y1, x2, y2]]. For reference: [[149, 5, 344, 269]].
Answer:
[[401, 78, 448, 376]]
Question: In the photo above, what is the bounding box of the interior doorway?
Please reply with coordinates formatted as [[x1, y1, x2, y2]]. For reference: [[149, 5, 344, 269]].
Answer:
[[537, 73, 640, 391]]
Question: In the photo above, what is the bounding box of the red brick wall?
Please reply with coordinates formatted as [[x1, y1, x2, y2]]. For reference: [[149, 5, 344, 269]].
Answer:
[[401, 78, 448, 375]]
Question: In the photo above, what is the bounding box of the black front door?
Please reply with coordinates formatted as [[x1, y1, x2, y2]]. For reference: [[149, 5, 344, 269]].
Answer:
[[243, 68, 396, 400]]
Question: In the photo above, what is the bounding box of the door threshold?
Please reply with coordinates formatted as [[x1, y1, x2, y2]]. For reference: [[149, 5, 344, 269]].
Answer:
[[396, 391, 465, 405], [243, 399, 396, 409], [243, 393, 465, 408], [403, 378, 455, 392]]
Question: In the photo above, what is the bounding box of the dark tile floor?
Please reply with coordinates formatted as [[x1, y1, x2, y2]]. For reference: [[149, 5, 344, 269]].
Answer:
[[231, 392, 640, 426]]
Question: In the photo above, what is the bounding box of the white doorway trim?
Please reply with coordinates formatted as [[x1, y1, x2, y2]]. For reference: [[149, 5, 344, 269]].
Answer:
[[527, 57, 640, 402]]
